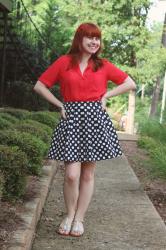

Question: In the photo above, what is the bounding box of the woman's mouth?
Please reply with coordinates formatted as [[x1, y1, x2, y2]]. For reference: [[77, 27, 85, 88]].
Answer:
[[88, 45, 98, 49]]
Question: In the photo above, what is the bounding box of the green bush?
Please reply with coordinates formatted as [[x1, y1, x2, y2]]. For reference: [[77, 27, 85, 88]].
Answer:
[[1, 108, 30, 120], [0, 145, 28, 200], [0, 117, 12, 129], [14, 123, 51, 144], [28, 111, 60, 129], [137, 136, 157, 152], [138, 118, 166, 143], [151, 145, 166, 178], [0, 112, 19, 124], [137, 136, 166, 179], [0, 130, 47, 175], [21, 119, 53, 136], [135, 97, 151, 123]]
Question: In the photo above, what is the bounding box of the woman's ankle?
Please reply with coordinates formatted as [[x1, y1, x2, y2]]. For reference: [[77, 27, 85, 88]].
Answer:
[[74, 214, 84, 222], [66, 212, 75, 220]]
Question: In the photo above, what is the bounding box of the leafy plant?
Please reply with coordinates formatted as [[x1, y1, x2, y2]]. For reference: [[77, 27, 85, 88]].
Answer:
[[0, 130, 47, 175], [0, 145, 28, 200]]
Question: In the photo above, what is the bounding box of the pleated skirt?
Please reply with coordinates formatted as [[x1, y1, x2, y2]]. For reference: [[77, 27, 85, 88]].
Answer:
[[47, 100, 123, 162]]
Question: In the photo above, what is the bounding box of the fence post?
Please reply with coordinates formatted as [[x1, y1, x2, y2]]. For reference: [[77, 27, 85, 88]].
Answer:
[[126, 90, 136, 134]]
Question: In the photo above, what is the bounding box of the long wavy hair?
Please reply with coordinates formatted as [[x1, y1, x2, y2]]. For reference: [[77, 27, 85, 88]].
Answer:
[[67, 23, 103, 71]]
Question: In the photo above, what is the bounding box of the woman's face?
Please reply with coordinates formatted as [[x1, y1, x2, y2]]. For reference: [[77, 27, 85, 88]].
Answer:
[[81, 36, 100, 55]]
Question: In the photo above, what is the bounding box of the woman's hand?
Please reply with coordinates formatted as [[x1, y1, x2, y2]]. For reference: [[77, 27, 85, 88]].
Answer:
[[101, 96, 107, 111], [59, 105, 67, 119]]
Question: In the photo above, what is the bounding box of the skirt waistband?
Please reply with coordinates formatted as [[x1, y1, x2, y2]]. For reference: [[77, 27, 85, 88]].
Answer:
[[63, 100, 102, 105]]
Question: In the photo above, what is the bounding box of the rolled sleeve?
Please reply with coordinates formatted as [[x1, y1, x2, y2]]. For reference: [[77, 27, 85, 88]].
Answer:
[[105, 60, 128, 85]]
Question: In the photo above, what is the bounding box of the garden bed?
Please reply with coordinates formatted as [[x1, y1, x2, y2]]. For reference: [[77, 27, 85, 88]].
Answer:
[[120, 140, 166, 225]]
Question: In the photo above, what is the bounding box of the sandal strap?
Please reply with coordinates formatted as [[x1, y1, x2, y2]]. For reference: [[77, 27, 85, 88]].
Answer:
[[71, 220, 84, 234], [73, 219, 84, 223], [59, 217, 72, 231]]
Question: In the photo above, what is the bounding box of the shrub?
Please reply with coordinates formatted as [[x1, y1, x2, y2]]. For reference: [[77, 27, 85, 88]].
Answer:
[[138, 118, 166, 143], [137, 136, 166, 179], [1, 108, 30, 120], [20, 119, 53, 136], [0, 145, 28, 200], [28, 111, 60, 129], [135, 97, 151, 123], [0, 130, 47, 175], [151, 145, 166, 178], [14, 123, 51, 144], [0, 117, 12, 129], [137, 136, 157, 152], [0, 112, 19, 124]]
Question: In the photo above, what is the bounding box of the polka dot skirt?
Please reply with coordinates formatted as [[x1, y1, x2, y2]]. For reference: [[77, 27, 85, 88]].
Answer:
[[48, 100, 123, 162]]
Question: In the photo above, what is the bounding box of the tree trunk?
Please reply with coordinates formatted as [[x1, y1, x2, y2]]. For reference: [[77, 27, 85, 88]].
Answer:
[[161, 13, 166, 47], [160, 13, 166, 123], [149, 13, 166, 119], [160, 72, 166, 123], [149, 76, 160, 117]]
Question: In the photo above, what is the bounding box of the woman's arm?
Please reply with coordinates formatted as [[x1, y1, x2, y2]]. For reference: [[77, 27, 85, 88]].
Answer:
[[33, 81, 67, 119], [101, 76, 136, 110], [103, 76, 136, 99]]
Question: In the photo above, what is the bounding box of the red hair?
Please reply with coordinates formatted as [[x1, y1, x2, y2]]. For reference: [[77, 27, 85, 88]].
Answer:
[[67, 23, 103, 71]]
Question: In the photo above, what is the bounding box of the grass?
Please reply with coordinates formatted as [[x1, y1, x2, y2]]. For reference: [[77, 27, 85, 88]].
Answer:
[[137, 118, 166, 179]]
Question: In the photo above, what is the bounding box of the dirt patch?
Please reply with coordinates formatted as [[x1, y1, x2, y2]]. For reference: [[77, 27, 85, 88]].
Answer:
[[0, 175, 40, 250], [120, 140, 166, 225]]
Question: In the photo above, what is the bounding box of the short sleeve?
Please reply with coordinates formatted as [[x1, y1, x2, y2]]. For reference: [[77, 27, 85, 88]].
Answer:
[[104, 59, 128, 85], [38, 55, 66, 88]]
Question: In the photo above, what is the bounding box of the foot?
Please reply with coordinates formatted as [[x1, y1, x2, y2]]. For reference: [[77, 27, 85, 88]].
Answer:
[[57, 217, 73, 236], [70, 220, 84, 237]]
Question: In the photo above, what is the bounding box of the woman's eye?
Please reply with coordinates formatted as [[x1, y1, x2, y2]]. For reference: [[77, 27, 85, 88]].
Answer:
[[87, 36, 100, 40]]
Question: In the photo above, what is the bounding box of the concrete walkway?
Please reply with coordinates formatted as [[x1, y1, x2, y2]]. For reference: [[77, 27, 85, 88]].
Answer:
[[32, 155, 166, 250]]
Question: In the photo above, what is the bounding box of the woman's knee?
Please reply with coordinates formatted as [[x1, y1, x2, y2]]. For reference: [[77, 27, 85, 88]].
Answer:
[[65, 172, 80, 183], [64, 161, 81, 184], [81, 162, 96, 182]]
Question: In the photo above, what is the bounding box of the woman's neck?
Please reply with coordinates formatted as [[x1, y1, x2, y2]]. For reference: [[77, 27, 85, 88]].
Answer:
[[80, 53, 92, 63]]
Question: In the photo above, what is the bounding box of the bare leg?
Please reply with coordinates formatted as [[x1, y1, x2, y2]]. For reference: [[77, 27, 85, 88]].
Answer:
[[58, 161, 81, 235], [63, 161, 81, 218], [74, 161, 96, 222]]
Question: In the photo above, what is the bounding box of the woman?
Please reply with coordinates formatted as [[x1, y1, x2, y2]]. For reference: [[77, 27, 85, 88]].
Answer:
[[33, 22, 136, 237]]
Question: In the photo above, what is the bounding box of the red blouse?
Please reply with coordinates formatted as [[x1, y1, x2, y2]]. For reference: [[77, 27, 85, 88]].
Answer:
[[38, 55, 128, 102]]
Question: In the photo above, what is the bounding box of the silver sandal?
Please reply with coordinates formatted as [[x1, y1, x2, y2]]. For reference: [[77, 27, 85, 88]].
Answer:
[[57, 217, 73, 236], [70, 220, 84, 237]]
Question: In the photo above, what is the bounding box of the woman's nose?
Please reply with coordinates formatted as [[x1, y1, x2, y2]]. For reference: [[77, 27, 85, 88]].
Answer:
[[91, 38, 97, 43]]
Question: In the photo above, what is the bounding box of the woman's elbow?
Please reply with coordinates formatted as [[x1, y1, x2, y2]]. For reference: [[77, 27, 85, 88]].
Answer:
[[33, 84, 38, 92], [33, 81, 45, 93], [131, 81, 136, 91], [125, 76, 136, 91]]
